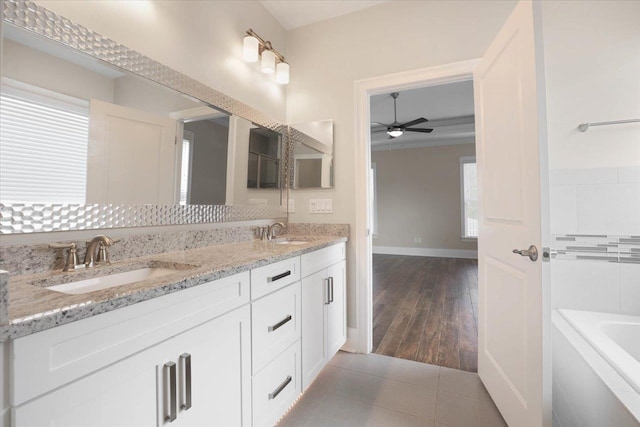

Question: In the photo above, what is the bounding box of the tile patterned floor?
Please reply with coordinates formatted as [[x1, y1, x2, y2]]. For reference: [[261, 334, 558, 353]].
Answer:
[[278, 352, 506, 427]]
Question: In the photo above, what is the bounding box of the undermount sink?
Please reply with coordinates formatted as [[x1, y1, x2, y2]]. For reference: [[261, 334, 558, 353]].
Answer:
[[275, 238, 309, 246], [45, 267, 180, 295]]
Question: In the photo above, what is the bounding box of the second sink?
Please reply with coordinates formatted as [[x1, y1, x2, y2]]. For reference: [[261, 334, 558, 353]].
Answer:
[[46, 267, 180, 295]]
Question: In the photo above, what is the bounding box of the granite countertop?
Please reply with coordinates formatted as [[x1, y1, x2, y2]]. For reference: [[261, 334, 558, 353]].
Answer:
[[0, 235, 346, 341]]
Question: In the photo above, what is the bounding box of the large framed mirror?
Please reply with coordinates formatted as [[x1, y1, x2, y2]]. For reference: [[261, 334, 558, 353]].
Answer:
[[0, 0, 287, 233], [289, 120, 334, 189]]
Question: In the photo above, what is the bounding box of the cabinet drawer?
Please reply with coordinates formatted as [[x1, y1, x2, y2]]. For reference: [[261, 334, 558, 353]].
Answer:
[[252, 340, 302, 427], [12, 271, 250, 405], [251, 282, 301, 375], [251, 256, 300, 300], [301, 242, 346, 278]]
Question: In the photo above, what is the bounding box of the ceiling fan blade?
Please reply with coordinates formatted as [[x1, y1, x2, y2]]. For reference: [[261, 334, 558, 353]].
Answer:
[[405, 128, 434, 133], [388, 135, 397, 140], [371, 129, 387, 133], [371, 121, 391, 127], [399, 117, 429, 128]]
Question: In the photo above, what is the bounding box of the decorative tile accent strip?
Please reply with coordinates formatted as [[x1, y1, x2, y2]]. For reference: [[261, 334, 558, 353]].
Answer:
[[0, 203, 284, 234], [552, 234, 640, 264]]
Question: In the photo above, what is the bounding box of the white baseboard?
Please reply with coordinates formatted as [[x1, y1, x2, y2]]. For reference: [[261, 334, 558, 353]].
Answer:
[[373, 245, 478, 259], [341, 327, 358, 353]]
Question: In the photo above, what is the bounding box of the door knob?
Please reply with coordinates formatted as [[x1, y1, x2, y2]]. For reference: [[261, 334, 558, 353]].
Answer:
[[512, 245, 538, 261]]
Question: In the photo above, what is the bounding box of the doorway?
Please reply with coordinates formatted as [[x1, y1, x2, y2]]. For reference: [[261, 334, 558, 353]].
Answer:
[[368, 83, 479, 372]]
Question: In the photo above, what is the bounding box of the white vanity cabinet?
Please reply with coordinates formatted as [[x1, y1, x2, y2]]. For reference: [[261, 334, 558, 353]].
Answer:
[[11, 271, 252, 427], [300, 243, 347, 389]]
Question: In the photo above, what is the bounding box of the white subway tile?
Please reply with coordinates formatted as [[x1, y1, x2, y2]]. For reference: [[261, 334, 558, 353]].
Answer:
[[620, 263, 640, 315], [550, 168, 618, 186], [618, 166, 640, 184], [550, 185, 578, 234], [551, 261, 620, 311], [576, 184, 640, 235]]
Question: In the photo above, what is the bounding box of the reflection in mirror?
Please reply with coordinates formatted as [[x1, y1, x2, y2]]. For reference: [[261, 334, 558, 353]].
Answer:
[[290, 120, 334, 189], [0, 23, 283, 208]]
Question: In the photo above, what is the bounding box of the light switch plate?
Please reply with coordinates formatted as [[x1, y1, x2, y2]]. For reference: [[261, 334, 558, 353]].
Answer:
[[309, 199, 333, 213]]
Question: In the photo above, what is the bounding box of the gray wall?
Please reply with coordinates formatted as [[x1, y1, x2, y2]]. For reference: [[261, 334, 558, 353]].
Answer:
[[372, 143, 478, 252]]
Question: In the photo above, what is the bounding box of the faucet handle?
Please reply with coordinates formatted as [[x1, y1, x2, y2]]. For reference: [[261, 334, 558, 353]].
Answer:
[[48, 242, 79, 272], [96, 243, 111, 265]]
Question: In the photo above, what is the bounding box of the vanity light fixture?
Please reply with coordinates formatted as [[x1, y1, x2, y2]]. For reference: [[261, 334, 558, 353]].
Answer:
[[243, 29, 289, 84]]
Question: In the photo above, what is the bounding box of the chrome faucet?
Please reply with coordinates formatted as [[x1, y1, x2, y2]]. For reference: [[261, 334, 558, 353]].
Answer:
[[267, 222, 286, 240], [84, 235, 117, 267]]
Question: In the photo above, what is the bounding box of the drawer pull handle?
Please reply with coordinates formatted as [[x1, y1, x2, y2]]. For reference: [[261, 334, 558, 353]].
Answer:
[[180, 353, 192, 411], [268, 314, 292, 332], [164, 361, 177, 423], [329, 276, 334, 303], [268, 375, 292, 400], [268, 270, 291, 283], [325, 278, 330, 305]]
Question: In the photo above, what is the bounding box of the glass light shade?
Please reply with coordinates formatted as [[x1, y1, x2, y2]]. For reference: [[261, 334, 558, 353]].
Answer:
[[242, 35, 259, 62], [276, 62, 290, 84], [387, 129, 403, 138], [261, 49, 276, 74]]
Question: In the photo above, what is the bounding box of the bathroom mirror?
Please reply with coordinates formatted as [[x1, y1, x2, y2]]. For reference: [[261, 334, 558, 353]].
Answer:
[[289, 120, 334, 189], [0, 3, 288, 233]]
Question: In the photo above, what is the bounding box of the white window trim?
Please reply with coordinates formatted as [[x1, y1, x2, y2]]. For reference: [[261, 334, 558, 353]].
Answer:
[[460, 156, 478, 240]]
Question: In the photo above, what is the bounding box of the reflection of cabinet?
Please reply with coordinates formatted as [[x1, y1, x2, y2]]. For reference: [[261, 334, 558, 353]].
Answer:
[[301, 244, 347, 389]]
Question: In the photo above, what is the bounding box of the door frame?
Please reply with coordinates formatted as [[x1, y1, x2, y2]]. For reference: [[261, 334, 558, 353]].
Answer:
[[353, 59, 480, 354]]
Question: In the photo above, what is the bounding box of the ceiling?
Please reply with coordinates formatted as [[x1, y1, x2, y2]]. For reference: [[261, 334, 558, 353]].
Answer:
[[260, 1, 388, 30], [370, 80, 476, 151]]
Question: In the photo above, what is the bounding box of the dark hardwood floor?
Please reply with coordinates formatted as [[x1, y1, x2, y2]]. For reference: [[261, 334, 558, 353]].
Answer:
[[372, 254, 478, 372]]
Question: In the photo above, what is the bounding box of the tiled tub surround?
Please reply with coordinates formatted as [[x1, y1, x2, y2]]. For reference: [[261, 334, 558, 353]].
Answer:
[[551, 235, 640, 315], [550, 166, 640, 236], [0, 234, 347, 341]]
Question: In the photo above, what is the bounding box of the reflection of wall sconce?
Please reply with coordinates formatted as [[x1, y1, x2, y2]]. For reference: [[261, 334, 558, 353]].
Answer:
[[243, 29, 289, 85]]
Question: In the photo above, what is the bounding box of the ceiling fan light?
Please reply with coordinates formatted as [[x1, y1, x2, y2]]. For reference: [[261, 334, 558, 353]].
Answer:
[[387, 129, 403, 138]]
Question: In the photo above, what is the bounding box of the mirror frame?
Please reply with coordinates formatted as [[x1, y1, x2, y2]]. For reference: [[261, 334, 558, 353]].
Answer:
[[1, 0, 295, 234]]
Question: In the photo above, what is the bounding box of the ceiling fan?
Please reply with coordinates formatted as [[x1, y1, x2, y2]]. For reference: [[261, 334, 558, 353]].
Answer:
[[372, 92, 434, 139]]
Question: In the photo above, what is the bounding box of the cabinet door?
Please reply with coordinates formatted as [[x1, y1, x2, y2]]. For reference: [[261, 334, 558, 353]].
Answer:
[[13, 342, 162, 427], [326, 260, 347, 358], [301, 269, 327, 389], [159, 305, 251, 427]]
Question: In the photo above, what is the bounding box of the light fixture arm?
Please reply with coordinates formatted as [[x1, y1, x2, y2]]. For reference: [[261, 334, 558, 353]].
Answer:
[[246, 29, 286, 63]]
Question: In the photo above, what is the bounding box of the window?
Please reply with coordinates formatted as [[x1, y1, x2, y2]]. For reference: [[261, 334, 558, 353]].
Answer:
[[461, 157, 478, 238], [0, 81, 89, 203], [179, 130, 194, 205]]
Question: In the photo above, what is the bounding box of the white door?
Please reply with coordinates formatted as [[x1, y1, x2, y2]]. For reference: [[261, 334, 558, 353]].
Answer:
[[13, 343, 161, 426], [157, 306, 251, 427], [87, 99, 177, 204], [473, 1, 550, 426], [326, 260, 347, 357], [301, 269, 327, 388]]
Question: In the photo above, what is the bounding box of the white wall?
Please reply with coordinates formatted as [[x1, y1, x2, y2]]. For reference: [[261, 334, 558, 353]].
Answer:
[[2, 39, 114, 102], [372, 143, 477, 254], [285, 0, 517, 327], [542, 1, 640, 315], [37, 0, 288, 122]]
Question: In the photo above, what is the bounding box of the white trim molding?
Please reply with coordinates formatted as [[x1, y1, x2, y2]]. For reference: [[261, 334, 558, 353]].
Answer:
[[341, 328, 359, 353], [353, 58, 480, 354], [373, 246, 478, 259]]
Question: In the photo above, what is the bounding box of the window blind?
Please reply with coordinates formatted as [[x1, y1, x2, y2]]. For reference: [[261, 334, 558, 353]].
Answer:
[[0, 91, 89, 204]]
